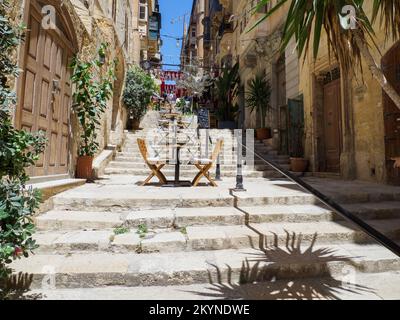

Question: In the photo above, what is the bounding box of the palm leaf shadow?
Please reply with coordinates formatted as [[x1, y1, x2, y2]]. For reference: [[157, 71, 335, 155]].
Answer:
[[186, 232, 375, 300]]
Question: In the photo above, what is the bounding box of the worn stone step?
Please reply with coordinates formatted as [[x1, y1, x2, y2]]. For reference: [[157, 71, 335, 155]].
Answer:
[[10, 244, 400, 289], [35, 202, 400, 232], [22, 271, 400, 300], [50, 178, 316, 211], [35, 205, 331, 231], [103, 168, 284, 178], [33, 219, 400, 255], [106, 161, 289, 172]]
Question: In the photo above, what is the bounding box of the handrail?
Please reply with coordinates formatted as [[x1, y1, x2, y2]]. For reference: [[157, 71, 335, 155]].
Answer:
[[241, 142, 400, 258]]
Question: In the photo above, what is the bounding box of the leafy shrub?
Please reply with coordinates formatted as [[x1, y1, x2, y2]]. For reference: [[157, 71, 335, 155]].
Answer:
[[123, 66, 157, 121], [70, 43, 115, 157], [0, 1, 46, 283]]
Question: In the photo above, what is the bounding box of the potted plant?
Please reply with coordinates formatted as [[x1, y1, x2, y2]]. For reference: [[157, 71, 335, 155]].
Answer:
[[215, 63, 240, 129], [123, 66, 157, 130], [70, 43, 115, 180], [246, 75, 272, 140], [290, 119, 309, 173]]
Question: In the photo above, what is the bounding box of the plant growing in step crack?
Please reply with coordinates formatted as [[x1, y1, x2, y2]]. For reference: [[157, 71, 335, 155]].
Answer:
[[70, 43, 116, 157], [180, 227, 187, 236], [113, 226, 130, 235], [0, 0, 46, 285], [136, 224, 149, 239]]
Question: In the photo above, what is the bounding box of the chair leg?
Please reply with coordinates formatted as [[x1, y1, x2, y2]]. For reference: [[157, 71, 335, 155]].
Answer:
[[203, 169, 217, 187], [142, 172, 155, 186], [155, 164, 167, 184], [192, 164, 215, 187]]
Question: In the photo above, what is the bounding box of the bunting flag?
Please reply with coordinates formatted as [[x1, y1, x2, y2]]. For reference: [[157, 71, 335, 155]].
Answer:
[[159, 70, 184, 81]]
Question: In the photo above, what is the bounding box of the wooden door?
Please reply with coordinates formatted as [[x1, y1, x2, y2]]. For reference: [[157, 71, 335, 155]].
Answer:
[[18, 1, 73, 177], [288, 97, 304, 157], [279, 105, 289, 155], [323, 79, 342, 173], [382, 42, 400, 185]]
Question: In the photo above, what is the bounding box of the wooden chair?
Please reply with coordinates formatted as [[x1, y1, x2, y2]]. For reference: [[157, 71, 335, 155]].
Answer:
[[137, 138, 167, 186], [190, 139, 224, 187]]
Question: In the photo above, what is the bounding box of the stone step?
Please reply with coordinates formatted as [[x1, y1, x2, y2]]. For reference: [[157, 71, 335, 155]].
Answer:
[[10, 244, 400, 289], [32, 218, 400, 255], [103, 168, 284, 178], [23, 271, 400, 299], [51, 192, 317, 212], [35, 202, 400, 232], [106, 161, 290, 172], [113, 156, 290, 165]]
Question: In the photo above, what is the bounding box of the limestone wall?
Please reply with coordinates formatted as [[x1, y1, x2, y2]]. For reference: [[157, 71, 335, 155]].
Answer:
[[298, 2, 396, 183], [11, 0, 136, 178]]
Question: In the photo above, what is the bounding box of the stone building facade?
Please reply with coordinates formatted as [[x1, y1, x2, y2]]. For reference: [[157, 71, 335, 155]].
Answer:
[[299, 2, 400, 185], [10, 0, 141, 180], [184, 0, 400, 185]]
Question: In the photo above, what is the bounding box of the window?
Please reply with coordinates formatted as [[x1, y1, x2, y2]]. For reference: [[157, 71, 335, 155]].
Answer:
[[139, 0, 148, 21]]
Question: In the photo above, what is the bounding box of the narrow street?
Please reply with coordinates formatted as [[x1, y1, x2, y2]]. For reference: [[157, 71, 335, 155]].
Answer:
[[11, 111, 400, 300], [2, 0, 400, 303]]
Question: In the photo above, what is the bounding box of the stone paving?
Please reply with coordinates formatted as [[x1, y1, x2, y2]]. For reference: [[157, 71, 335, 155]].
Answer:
[[10, 129, 400, 300]]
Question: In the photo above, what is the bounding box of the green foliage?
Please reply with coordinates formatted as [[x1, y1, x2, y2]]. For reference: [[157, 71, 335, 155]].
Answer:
[[251, 0, 378, 73], [214, 63, 240, 122], [123, 66, 157, 121], [0, 1, 46, 282], [70, 43, 115, 157], [113, 226, 130, 235], [136, 223, 148, 239], [246, 75, 271, 128]]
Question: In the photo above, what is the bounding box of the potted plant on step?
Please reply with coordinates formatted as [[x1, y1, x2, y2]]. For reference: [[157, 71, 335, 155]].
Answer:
[[123, 66, 157, 130], [246, 75, 272, 140], [70, 43, 115, 180], [215, 63, 240, 129], [290, 118, 309, 173]]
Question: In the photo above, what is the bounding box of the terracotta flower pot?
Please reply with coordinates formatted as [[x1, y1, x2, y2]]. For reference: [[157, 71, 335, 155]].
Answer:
[[76, 155, 94, 180], [290, 157, 309, 173], [256, 128, 272, 140]]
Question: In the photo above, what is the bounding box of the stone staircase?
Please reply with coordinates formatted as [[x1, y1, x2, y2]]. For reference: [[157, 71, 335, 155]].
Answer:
[[9, 128, 400, 299], [10, 168, 400, 299], [105, 130, 291, 179]]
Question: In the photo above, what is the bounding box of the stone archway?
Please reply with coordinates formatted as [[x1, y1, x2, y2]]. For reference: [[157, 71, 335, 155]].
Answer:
[[16, 0, 79, 177]]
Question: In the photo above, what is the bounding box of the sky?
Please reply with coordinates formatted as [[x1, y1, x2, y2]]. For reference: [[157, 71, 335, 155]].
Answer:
[[159, 0, 193, 71]]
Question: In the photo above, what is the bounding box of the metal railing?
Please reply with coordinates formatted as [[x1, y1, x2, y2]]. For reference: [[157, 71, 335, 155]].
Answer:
[[239, 142, 400, 258]]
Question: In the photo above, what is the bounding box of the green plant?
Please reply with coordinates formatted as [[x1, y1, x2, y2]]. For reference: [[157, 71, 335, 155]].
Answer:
[[113, 226, 130, 235], [214, 63, 240, 122], [180, 227, 187, 235], [0, 1, 46, 283], [123, 66, 157, 122], [253, 0, 400, 111], [70, 43, 115, 157], [246, 75, 271, 129], [136, 223, 148, 239]]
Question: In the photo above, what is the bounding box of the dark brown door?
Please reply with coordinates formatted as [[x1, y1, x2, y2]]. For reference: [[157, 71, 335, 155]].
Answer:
[[18, 1, 73, 177], [382, 42, 400, 185], [323, 79, 342, 173]]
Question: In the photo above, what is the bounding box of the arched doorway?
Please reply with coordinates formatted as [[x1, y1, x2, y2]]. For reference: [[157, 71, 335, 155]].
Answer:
[[16, 0, 78, 177], [382, 41, 400, 185]]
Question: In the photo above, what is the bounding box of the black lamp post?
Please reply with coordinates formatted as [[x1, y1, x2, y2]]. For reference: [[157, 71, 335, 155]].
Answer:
[[233, 130, 246, 192]]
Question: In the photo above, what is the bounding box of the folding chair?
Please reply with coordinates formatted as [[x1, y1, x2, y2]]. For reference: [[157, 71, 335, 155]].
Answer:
[[137, 138, 167, 186], [190, 139, 224, 187]]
